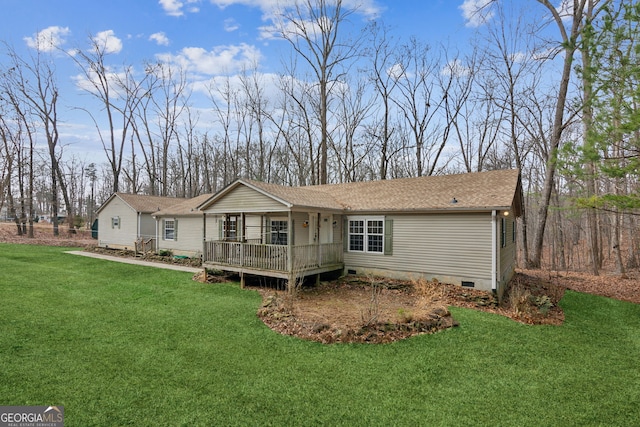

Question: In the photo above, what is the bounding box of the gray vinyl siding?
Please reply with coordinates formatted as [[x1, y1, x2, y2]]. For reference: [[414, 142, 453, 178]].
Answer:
[[156, 216, 205, 256], [499, 216, 517, 289], [139, 215, 156, 240], [97, 197, 138, 249], [203, 185, 287, 214], [292, 212, 308, 245], [344, 213, 494, 290]]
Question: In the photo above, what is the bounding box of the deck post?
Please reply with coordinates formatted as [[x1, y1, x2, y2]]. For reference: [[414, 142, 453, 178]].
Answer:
[[240, 271, 245, 289]]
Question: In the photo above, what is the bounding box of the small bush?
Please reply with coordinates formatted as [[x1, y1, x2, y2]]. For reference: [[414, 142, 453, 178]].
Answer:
[[158, 249, 173, 257]]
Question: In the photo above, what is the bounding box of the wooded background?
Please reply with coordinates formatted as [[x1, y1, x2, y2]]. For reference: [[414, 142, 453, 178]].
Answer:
[[1, 0, 638, 275]]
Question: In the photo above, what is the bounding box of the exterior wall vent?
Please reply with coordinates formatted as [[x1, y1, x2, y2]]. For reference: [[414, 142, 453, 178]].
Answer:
[[461, 281, 475, 288], [347, 269, 357, 275]]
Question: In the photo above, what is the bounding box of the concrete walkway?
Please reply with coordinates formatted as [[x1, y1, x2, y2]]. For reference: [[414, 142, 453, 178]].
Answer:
[[66, 250, 203, 273]]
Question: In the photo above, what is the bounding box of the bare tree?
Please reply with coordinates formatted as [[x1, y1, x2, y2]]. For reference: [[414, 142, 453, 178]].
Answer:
[[70, 35, 148, 193], [366, 21, 401, 180], [277, 0, 363, 184], [4, 45, 68, 235]]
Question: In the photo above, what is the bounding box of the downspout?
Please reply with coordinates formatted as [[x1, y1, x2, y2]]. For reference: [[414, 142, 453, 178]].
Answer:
[[491, 210, 497, 291]]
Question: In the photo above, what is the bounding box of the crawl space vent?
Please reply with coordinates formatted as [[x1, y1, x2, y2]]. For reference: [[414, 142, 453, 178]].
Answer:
[[461, 281, 475, 288]]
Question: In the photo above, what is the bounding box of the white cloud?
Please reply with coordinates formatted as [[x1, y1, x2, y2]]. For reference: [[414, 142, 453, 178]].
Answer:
[[150, 32, 170, 46], [224, 18, 239, 32], [387, 63, 405, 80], [156, 43, 262, 75], [459, 0, 494, 28], [24, 26, 70, 52], [93, 30, 123, 54], [72, 67, 128, 97], [159, 0, 201, 16], [441, 59, 471, 77]]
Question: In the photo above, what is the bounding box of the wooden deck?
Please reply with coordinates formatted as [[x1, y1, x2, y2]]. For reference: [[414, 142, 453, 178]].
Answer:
[[202, 241, 344, 280]]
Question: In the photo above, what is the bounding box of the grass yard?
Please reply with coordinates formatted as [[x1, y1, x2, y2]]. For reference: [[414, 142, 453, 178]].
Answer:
[[1, 243, 639, 426]]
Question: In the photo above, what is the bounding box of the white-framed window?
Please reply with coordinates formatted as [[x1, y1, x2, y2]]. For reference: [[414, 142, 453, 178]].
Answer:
[[270, 220, 288, 245], [111, 216, 120, 229], [164, 219, 176, 240], [348, 216, 384, 253]]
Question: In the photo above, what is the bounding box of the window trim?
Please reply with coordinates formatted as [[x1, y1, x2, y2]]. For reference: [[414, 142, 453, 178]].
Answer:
[[164, 218, 176, 241], [348, 216, 385, 254], [111, 216, 120, 229], [269, 218, 288, 245]]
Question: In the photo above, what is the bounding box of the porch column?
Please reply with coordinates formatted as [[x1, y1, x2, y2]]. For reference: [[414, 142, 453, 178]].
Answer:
[[202, 213, 207, 261], [287, 210, 294, 293]]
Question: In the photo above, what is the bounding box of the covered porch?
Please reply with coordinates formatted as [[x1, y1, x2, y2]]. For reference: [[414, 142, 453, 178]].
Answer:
[[200, 209, 344, 288]]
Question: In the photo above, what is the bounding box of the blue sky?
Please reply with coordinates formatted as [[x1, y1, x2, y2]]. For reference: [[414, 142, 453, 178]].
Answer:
[[0, 0, 496, 159]]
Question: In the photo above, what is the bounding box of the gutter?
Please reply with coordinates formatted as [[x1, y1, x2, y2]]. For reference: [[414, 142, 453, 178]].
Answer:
[[491, 210, 497, 291]]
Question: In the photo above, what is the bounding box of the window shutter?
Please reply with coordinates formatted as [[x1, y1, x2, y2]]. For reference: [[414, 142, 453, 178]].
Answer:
[[174, 219, 178, 241], [111, 217, 114, 229], [384, 218, 393, 255], [161, 219, 166, 240], [290, 219, 294, 245], [343, 218, 348, 251], [117, 216, 121, 229], [218, 218, 223, 240]]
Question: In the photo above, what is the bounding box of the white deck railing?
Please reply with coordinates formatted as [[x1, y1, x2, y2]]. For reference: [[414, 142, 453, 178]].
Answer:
[[203, 241, 343, 273]]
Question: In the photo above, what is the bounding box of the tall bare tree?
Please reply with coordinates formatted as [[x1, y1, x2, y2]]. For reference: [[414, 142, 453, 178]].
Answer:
[[277, 0, 363, 184]]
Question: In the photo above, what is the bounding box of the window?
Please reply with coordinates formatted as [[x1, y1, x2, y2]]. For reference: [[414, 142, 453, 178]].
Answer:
[[223, 215, 238, 241], [512, 220, 516, 243], [270, 220, 288, 245], [501, 217, 506, 248], [349, 217, 384, 253], [164, 219, 175, 240], [111, 216, 120, 229]]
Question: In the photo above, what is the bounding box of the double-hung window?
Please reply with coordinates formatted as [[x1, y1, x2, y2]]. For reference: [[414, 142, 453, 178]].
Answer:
[[348, 217, 384, 254], [164, 219, 176, 240]]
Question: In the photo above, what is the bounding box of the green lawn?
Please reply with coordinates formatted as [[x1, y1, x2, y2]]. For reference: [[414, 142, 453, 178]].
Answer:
[[1, 243, 639, 426]]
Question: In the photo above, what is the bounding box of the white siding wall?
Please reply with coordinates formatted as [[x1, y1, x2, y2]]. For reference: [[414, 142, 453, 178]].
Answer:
[[97, 198, 138, 249], [203, 185, 287, 214], [344, 213, 494, 290]]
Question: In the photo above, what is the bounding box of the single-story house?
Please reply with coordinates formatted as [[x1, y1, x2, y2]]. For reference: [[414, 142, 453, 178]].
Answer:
[[96, 193, 186, 251], [198, 169, 523, 297], [152, 193, 215, 257]]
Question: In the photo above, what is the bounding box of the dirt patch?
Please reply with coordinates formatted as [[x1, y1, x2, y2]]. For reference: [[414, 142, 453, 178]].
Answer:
[[0, 222, 96, 248], [245, 272, 567, 344], [520, 269, 640, 305]]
